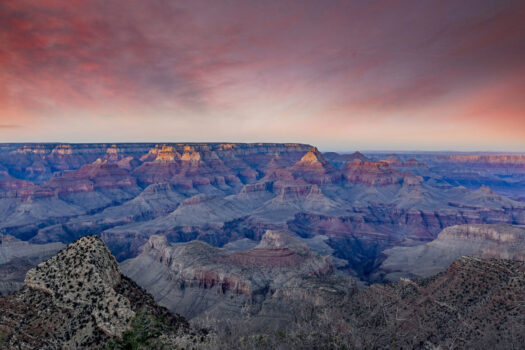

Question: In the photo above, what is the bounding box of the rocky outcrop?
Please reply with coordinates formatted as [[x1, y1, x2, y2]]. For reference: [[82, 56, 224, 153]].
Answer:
[[45, 163, 139, 195], [343, 160, 409, 186], [0, 235, 197, 349], [121, 230, 355, 332], [379, 224, 525, 280], [383, 156, 427, 168], [287, 147, 341, 185]]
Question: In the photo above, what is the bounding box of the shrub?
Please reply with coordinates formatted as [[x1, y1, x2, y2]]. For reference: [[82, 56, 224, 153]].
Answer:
[[105, 312, 170, 350]]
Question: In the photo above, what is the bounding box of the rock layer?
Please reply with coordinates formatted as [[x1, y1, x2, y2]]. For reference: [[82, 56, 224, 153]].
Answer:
[[121, 230, 355, 332], [379, 224, 525, 280]]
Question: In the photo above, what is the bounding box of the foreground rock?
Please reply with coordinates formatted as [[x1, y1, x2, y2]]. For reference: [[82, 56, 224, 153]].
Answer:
[[379, 224, 525, 280], [121, 230, 356, 333], [0, 236, 201, 349]]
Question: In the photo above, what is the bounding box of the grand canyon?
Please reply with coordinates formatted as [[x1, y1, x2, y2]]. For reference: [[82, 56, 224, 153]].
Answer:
[[2, 0, 525, 348], [1, 143, 525, 348]]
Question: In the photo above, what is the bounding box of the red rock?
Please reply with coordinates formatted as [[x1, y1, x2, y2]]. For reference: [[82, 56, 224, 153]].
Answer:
[[343, 160, 407, 186], [220, 248, 307, 268]]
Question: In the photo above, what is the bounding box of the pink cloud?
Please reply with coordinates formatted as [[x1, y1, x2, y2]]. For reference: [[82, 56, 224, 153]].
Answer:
[[0, 0, 524, 150]]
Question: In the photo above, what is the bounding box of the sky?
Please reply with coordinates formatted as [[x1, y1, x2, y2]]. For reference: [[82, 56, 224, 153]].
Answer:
[[1, 0, 524, 151]]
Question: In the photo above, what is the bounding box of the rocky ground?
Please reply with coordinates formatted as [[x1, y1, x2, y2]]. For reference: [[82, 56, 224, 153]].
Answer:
[[204, 256, 525, 349], [0, 236, 204, 349]]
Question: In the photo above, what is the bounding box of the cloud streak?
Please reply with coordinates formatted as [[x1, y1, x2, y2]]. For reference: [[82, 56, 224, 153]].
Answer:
[[0, 0, 524, 150]]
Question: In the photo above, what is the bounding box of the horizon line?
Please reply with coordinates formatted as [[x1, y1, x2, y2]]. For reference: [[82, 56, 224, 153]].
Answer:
[[0, 142, 524, 154]]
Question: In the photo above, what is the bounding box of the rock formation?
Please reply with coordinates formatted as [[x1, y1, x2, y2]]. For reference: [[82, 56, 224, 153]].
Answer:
[[0, 235, 200, 349], [121, 230, 356, 333], [346, 257, 525, 349], [379, 224, 525, 280]]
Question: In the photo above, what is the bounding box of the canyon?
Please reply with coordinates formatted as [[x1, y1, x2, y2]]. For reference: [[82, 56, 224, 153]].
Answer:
[[1, 231, 523, 349], [1, 143, 525, 348], [379, 224, 525, 281], [1, 143, 525, 285], [121, 230, 355, 332]]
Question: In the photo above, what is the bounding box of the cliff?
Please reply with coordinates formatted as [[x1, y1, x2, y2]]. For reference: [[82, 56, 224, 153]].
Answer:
[[121, 230, 356, 333], [379, 224, 525, 280]]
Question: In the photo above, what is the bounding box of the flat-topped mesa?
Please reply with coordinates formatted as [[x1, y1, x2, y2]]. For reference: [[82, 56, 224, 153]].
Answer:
[[222, 248, 308, 268], [258, 229, 308, 250], [383, 156, 426, 168], [437, 154, 525, 167], [343, 160, 407, 186], [225, 229, 315, 268], [12, 144, 51, 154], [379, 224, 525, 281], [438, 224, 524, 244], [121, 232, 354, 327], [25, 235, 134, 337], [135, 230, 333, 292]]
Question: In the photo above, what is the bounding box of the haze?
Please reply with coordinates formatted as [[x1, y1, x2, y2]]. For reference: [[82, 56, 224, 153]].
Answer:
[[1, 0, 524, 151]]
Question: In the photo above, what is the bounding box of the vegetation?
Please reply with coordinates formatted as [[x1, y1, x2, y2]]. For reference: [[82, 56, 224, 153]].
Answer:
[[0, 330, 6, 345], [105, 312, 172, 350]]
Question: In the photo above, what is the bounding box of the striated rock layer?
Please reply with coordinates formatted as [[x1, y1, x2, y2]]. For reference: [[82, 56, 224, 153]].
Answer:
[[379, 224, 525, 281], [121, 230, 356, 332]]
